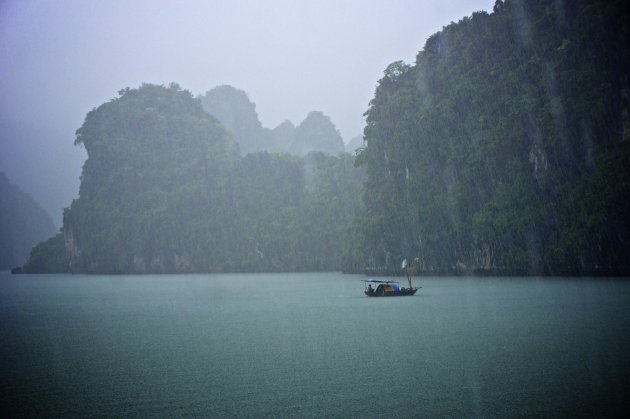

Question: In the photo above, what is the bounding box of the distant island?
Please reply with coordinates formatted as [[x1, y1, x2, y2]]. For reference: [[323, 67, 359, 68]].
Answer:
[[199, 85, 345, 156], [0, 173, 56, 270], [18, 0, 630, 276]]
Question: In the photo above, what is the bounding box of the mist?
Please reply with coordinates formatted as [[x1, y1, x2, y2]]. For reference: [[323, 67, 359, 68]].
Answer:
[[2, 1, 630, 416], [0, 0, 494, 226]]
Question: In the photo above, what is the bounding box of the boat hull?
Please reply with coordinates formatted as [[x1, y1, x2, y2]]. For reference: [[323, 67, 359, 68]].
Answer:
[[365, 288, 418, 297]]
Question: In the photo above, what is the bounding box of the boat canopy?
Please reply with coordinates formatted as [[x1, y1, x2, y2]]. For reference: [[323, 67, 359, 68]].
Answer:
[[362, 279, 399, 284], [364, 280, 401, 292], [383, 283, 400, 292]]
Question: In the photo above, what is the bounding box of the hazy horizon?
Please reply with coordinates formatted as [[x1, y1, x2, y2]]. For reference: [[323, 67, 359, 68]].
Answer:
[[1, 0, 495, 226]]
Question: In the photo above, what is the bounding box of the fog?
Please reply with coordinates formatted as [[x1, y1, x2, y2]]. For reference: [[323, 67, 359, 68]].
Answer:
[[1, 0, 494, 226]]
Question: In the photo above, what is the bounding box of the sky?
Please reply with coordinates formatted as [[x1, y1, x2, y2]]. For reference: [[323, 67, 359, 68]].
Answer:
[[0, 0, 495, 226]]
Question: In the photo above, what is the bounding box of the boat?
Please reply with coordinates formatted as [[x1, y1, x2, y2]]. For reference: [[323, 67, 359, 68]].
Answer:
[[363, 258, 420, 297], [363, 279, 418, 297]]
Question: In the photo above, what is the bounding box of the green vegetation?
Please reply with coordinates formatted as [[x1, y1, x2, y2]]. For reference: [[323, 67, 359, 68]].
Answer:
[[226, 151, 363, 271], [22, 83, 363, 273], [0, 173, 57, 270], [19, 233, 69, 273], [350, 0, 630, 275]]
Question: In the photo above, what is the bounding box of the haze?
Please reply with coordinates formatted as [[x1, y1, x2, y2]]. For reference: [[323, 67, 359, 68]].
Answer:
[[1, 0, 494, 227]]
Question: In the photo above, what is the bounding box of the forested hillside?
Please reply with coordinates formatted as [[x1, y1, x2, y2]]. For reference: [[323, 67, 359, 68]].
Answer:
[[0, 173, 56, 270], [349, 0, 630, 275], [21, 84, 363, 273], [200, 86, 346, 156]]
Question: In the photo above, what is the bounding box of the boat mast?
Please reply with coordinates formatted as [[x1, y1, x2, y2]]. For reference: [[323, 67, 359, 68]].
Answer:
[[403, 257, 417, 289]]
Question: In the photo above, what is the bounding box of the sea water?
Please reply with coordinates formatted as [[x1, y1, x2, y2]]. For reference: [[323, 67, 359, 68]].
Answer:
[[1, 272, 629, 417]]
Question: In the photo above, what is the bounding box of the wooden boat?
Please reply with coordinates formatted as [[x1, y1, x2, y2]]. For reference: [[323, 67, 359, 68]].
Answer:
[[363, 258, 421, 297], [363, 280, 418, 297]]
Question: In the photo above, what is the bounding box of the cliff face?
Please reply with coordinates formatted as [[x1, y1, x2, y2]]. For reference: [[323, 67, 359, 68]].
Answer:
[[353, 0, 630, 275], [58, 83, 237, 274], [64, 227, 81, 271]]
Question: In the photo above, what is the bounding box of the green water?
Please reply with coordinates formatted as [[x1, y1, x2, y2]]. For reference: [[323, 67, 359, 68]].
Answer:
[[1, 272, 629, 417]]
